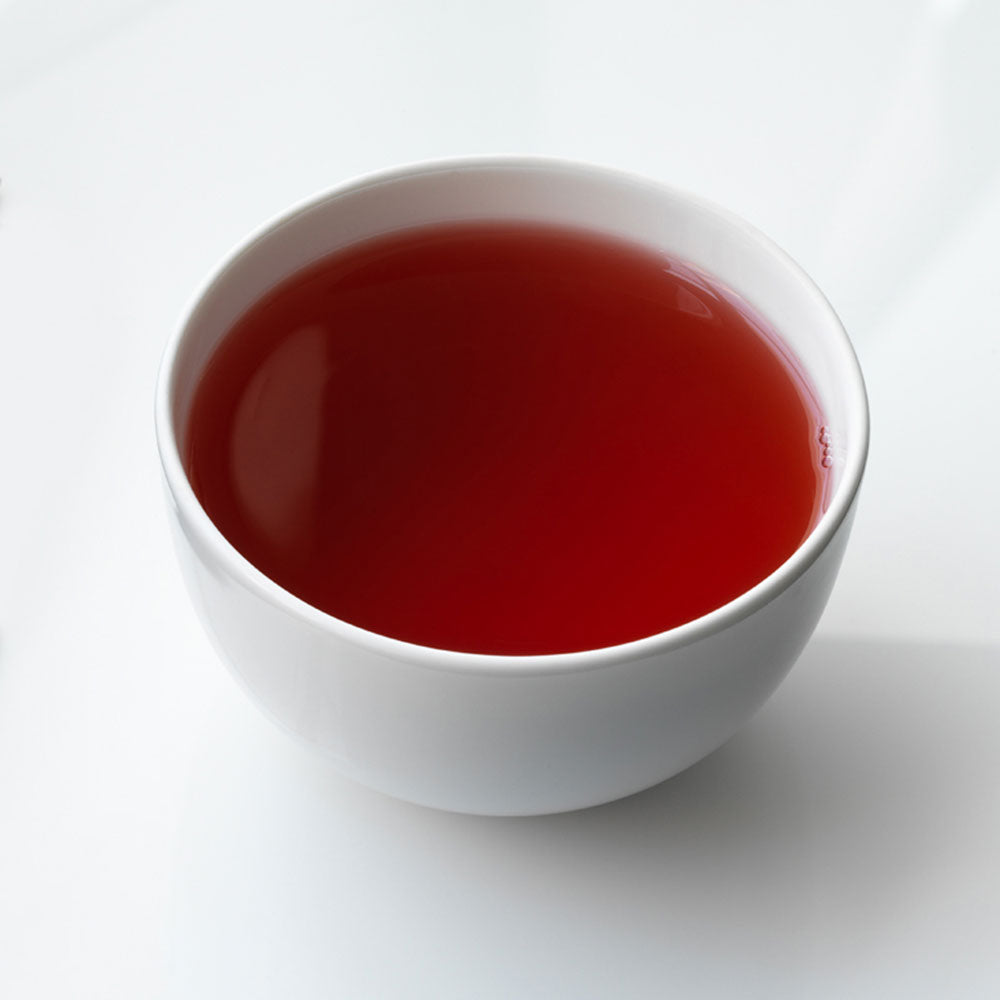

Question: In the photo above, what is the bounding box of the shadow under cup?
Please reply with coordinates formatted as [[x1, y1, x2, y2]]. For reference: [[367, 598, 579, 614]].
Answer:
[[156, 158, 869, 815]]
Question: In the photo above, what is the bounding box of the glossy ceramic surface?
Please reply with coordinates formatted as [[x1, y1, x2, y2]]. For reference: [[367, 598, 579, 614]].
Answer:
[[156, 159, 868, 814]]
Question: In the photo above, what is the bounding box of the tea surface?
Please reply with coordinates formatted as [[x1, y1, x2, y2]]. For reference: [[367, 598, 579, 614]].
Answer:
[[186, 223, 827, 654]]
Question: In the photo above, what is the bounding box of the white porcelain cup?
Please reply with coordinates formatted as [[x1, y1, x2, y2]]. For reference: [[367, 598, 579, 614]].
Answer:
[[155, 157, 869, 815]]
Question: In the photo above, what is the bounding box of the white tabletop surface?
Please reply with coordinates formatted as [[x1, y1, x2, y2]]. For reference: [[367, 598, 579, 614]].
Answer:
[[2, 1, 999, 996]]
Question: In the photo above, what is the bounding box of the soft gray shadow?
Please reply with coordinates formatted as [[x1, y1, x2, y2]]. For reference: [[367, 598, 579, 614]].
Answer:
[[168, 637, 1000, 999], [819, 0, 1000, 338]]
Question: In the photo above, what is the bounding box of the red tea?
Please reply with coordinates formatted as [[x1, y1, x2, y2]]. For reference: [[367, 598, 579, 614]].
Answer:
[[186, 223, 827, 654]]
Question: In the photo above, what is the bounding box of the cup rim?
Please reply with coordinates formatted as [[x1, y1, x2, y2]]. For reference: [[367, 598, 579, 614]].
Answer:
[[155, 154, 869, 676]]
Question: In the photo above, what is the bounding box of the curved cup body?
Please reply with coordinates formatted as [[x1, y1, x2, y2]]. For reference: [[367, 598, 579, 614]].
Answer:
[[157, 159, 868, 815]]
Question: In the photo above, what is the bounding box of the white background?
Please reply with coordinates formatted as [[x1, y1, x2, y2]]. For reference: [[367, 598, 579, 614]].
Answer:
[[1, 1, 998, 996]]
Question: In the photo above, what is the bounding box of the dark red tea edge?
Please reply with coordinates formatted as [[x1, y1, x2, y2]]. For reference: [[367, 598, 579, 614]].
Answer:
[[185, 219, 832, 526], [184, 221, 831, 655], [668, 255, 834, 532], [572, 238, 832, 544]]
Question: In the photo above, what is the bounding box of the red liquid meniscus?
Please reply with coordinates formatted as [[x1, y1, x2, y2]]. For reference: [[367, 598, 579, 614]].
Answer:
[[186, 223, 827, 655]]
